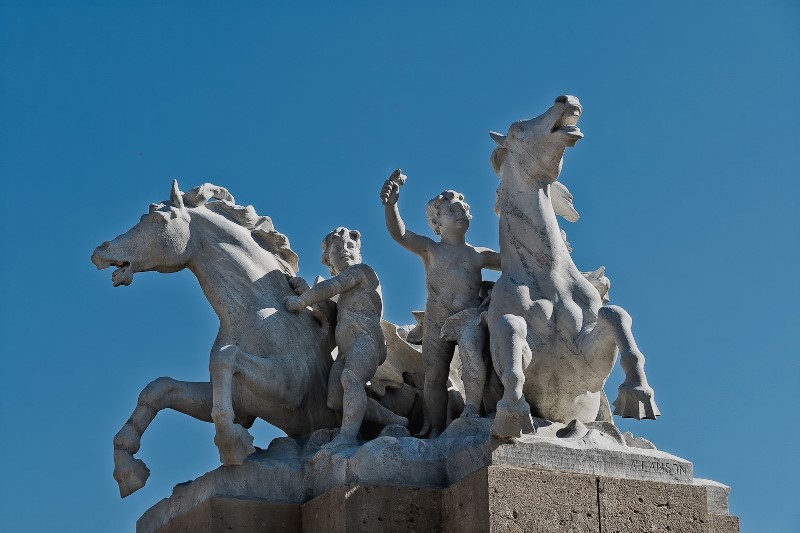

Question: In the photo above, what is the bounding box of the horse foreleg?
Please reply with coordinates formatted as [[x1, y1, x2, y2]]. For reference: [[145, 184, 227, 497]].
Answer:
[[581, 305, 660, 420], [113, 378, 213, 497], [489, 314, 533, 438], [209, 345, 256, 465]]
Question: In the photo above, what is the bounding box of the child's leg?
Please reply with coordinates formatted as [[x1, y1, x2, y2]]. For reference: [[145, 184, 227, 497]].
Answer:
[[441, 308, 488, 418], [329, 337, 380, 446], [358, 339, 408, 427], [458, 324, 487, 418], [365, 396, 409, 427], [326, 359, 345, 412], [421, 327, 456, 438], [337, 366, 367, 445]]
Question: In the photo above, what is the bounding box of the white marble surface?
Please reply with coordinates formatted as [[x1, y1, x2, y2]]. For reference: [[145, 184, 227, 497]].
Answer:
[[486, 96, 660, 438]]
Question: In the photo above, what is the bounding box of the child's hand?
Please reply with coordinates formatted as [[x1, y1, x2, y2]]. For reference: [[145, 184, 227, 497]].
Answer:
[[288, 276, 310, 295], [380, 179, 400, 205], [284, 295, 304, 313]]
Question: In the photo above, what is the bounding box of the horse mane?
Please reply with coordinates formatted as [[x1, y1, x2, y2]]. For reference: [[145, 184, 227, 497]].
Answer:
[[490, 146, 508, 176], [183, 183, 300, 275]]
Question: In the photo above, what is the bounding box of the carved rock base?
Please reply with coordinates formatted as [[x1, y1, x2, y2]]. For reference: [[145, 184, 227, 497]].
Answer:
[[138, 466, 738, 532]]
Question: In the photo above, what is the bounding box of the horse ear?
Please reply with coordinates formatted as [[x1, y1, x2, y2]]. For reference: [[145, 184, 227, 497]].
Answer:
[[349, 230, 361, 242], [489, 131, 507, 147], [170, 179, 184, 209]]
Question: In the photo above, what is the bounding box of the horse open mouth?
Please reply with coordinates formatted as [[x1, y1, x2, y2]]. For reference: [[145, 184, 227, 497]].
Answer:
[[552, 105, 583, 140], [91, 243, 136, 287], [110, 261, 134, 287]]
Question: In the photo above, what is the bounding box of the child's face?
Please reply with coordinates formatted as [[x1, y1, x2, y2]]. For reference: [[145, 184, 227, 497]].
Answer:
[[327, 235, 361, 275], [438, 198, 471, 236]]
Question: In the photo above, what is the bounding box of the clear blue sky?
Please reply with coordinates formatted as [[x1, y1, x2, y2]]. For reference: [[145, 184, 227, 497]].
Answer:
[[1, 2, 798, 531]]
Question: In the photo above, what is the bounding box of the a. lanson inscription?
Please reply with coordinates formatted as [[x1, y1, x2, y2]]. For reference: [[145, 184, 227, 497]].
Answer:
[[630, 460, 688, 476]]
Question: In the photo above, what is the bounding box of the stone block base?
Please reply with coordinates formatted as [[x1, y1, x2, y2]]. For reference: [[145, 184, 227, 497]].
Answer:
[[303, 485, 443, 532], [137, 497, 301, 533], [139, 466, 738, 532]]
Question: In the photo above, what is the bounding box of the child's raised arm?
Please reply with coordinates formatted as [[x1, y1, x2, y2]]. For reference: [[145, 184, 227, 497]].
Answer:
[[380, 171, 434, 257]]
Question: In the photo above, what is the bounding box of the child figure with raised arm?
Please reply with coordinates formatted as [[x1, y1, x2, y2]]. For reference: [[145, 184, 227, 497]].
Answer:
[[285, 227, 407, 448], [380, 170, 501, 437]]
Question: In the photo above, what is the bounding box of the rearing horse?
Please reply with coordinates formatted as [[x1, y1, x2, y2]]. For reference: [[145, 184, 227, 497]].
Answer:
[[91, 181, 338, 497], [487, 96, 660, 439]]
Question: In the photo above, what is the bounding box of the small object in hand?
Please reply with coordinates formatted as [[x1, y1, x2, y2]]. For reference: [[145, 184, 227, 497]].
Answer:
[[389, 169, 407, 187]]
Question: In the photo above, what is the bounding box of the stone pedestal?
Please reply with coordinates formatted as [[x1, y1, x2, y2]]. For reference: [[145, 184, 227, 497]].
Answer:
[[136, 420, 738, 532], [138, 466, 738, 532]]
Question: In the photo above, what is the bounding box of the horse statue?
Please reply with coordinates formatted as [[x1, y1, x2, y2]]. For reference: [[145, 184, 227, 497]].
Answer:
[[91, 181, 343, 497], [486, 95, 660, 438]]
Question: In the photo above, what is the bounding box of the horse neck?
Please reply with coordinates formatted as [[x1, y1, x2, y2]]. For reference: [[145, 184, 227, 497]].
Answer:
[[497, 164, 573, 278], [186, 210, 290, 331]]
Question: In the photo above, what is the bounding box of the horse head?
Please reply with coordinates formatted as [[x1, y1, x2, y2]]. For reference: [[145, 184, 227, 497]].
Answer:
[[91, 180, 299, 287], [91, 180, 195, 286], [490, 95, 583, 184]]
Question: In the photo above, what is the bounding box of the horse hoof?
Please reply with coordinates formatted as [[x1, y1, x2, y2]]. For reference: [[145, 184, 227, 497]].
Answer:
[[492, 400, 534, 439], [492, 410, 521, 439], [215, 425, 256, 465], [113, 451, 150, 498], [613, 394, 661, 420]]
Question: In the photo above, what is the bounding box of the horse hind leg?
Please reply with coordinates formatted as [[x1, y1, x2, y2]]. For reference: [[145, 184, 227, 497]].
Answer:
[[113, 378, 213, 497], [209, 345, 256, 465], [490, 314, 534, 439]]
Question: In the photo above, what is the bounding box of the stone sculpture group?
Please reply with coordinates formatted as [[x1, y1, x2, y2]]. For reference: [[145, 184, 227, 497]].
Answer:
[[92, 96, 660, 499]]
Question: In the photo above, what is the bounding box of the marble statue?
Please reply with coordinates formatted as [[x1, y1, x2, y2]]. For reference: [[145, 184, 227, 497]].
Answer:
[[285, 227, 408, 448], [380, 171, 501, 437], [92, 96, 743, 533], [91, 181, 341, 497], [486, 95, 660, 439], [91, 96, 662, 501]]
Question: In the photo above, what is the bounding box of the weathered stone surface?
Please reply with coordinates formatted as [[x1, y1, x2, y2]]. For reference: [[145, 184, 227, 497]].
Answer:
[[694, 477, 732, 515], [138, 415, 693, 529], [448, 424, 692, 486], [598, 476, 709, 532], [302, 484, 442, 532], [442, 467, 490, 532], [487, 466, 601, 532], [708, 515, 741, 533], [139, 465, 738, 532], [443, 466, 601, 532], [136, 497, 301, 533]]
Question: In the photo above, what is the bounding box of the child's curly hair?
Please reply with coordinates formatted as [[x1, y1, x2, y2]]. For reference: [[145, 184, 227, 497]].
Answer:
[[426, 190, 471, 235], [321, 227, 362, 275]]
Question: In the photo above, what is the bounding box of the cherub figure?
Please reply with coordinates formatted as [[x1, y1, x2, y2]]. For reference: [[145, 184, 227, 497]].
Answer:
[[285, 227, 407, 448], [380, 171, 501, 437]]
